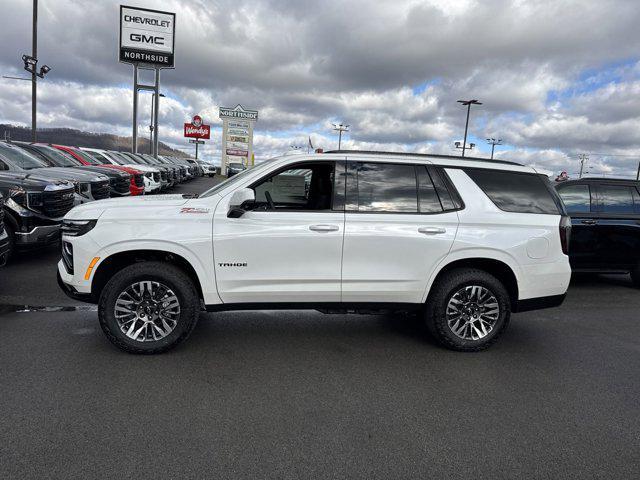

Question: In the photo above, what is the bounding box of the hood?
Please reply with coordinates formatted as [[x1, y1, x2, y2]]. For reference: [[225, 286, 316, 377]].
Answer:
[[30, 167, 108, 183], [72, 165, 131, 179], [65, 194, 192, 220], [0, 170, 73, 190], [121, 163, 160, 173]]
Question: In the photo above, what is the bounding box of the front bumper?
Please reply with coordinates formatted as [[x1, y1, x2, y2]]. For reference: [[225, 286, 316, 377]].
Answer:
[[57, 269, 94, 303], [14, 224, 61, 246], [0, 229, 9, 265]]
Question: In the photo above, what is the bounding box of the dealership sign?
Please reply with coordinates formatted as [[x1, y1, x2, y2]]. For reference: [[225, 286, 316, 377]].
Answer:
[[119, 6, 176, 68], [219, 105, 259, 121], [184, 115, 211, 139]]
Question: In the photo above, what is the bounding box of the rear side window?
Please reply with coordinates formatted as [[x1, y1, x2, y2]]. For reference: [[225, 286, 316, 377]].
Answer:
[[465, 169, 560, 214], [356, 163, 418, 212], [598, 185, 638, 214], [557, 184, 592, 214]]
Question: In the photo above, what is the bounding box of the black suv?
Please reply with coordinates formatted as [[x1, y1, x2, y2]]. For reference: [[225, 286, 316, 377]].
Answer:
[[0, 172, 75, 261], [555, 178, 640, 285], [0, 192, 9, 265]]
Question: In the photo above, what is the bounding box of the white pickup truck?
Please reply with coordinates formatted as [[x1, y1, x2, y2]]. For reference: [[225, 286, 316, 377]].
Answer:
[[58, 151, 571, 353]]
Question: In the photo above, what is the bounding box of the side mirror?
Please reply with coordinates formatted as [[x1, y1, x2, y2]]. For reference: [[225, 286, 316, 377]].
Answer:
[[227, 188, 255, 218]]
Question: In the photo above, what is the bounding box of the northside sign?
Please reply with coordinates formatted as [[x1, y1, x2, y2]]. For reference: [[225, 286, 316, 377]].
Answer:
[[119, 5, 176, 68], [219, 105, 259, 121], [184, 115, 211, 139]]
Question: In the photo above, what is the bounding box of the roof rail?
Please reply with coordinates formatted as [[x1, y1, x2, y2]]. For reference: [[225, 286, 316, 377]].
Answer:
[[323, 149, 524, 167]]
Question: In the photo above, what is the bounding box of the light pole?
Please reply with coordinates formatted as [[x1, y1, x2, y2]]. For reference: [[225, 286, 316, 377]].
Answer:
[[486, 138, 502, 159], [578, 153, 589, 178], [149, 92, 165, 154], [332, 123, 350, 150], [457, 99, 482, 157]]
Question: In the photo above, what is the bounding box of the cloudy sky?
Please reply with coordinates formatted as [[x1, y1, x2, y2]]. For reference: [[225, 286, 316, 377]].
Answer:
[[1, 0, 640, 176]]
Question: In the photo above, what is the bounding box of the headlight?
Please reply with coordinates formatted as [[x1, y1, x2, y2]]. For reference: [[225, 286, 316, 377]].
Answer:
[[8, 186, 27, 207], [80, 182, 90, 194], [61, 219, 97, 237]]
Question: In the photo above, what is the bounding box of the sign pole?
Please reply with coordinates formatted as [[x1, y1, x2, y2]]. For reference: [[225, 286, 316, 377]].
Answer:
[[153, 68, 160, 158], [195, 142, 199, 160], [132, 64, 138, 153]]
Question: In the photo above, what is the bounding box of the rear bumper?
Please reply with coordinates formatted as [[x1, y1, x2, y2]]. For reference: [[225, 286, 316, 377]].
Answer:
[[14, 224, 61, 247], [513, 293, 566, 313]]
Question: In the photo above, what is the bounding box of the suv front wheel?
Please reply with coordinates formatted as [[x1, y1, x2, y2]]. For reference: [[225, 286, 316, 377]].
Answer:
[[425, 268, 511, 352], [98, 262, 200, 354]]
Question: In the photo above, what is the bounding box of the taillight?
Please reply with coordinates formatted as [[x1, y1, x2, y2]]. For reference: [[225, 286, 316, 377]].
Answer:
[[559, 216, 571, 255]]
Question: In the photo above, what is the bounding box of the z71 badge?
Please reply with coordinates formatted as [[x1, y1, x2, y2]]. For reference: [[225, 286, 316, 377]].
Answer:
[[180, 207, 210, 214]]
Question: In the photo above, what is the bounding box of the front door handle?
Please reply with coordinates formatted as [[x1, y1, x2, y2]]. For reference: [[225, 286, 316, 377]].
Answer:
[[581, 219, 597, 225], [418, 226, 447, 235], [309, 224, 340, 232]]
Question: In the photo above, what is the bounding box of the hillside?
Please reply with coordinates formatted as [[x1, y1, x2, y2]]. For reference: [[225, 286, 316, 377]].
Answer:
[[0, 124, 189, 157]]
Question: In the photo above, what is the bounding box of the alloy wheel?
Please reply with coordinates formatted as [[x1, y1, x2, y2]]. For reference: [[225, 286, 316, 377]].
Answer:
[[445, 285, 500, 341], [114, 281, 181, 342]]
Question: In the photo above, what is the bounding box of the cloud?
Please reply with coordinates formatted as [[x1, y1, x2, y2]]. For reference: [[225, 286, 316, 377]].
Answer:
[[0, 0, 639, 175]]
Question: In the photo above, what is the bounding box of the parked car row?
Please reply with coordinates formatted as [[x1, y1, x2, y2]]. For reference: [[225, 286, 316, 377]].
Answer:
[[0, 140, 206, 263]]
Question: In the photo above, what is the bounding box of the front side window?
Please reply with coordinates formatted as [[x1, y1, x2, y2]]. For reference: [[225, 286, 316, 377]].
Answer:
[[251, 162, 335, 211], [598, 185, 636, 214], [356, 162, 418, 213], [557, 184, 592, 214]]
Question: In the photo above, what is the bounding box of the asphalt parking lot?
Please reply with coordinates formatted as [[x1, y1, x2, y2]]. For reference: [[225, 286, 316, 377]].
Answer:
[[1, 175, 639, 479]]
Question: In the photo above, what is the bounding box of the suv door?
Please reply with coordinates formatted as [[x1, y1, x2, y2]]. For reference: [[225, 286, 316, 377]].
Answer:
[[213, 160, 344, 303], [556, 183, 600, 270], [592, 183, 640, 270], [341, 161, 459, 303]]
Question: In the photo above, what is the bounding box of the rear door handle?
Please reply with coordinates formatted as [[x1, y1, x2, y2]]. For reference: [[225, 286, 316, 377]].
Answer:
[[418, 226, 447, 235], [309, 224, 340, 232], [580, 220, 597, 225]]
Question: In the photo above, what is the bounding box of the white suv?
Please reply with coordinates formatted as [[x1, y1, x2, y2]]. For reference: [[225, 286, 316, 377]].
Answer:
[[57, 152, 572, 353]]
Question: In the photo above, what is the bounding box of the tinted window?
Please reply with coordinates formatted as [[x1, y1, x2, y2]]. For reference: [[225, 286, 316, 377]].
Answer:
[[252, 162, 334, 211], [599, 185, 635, 214], [558, 184, 591, 214], [430, 167, 457, 210], [465, 169, 560, 214], [356, 163, 417, 212], [417, 166, 443, 213]]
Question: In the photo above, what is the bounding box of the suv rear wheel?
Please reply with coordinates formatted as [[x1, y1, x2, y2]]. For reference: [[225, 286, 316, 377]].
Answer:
[[98, 262, 200, 354], [425, 268, 511, 351]]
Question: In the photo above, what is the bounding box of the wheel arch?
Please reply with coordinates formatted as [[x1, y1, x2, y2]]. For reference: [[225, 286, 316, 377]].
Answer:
[[91, 249, 205, 303], [424, 256, 520, 309]]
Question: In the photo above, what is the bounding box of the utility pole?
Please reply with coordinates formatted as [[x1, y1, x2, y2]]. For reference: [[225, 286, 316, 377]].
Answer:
[[457, 99, 482, 157], [578, 153, 589, 178], [332, 123, 350, 150], [31, 0, 37, 142], [486, 138, 502, 159]]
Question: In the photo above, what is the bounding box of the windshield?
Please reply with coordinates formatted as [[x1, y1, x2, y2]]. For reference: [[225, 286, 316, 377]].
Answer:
[[83, 150, 110, 165], [68, 148, 100, 165], [110, 152, 134, 165], [37, 146, 83, 167], [0, 144, 49, 170], [200, 161, 274, 198]]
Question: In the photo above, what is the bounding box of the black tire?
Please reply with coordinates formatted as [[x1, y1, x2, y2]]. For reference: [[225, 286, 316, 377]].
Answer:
[[425, 268, 511, 352], [631, 266, 640, 288], [98, 262, 200, 354]]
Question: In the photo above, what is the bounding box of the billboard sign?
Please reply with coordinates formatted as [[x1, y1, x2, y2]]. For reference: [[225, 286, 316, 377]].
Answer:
[[184, 115, 211, 139], [227, 149, 249, 157], [120, 6, 176, 68]]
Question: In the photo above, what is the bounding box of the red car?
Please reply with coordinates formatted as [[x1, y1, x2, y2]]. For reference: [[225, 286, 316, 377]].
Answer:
[[52, 145, 145, 196]]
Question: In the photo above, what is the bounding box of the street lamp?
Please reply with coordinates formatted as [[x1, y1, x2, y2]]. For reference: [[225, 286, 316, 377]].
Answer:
[[454, 141, 476, 153], [332, 123, 350, 150], [149, 93, 165, 154], [456, 99, 482, 157], [486, 138, 502, 159]]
